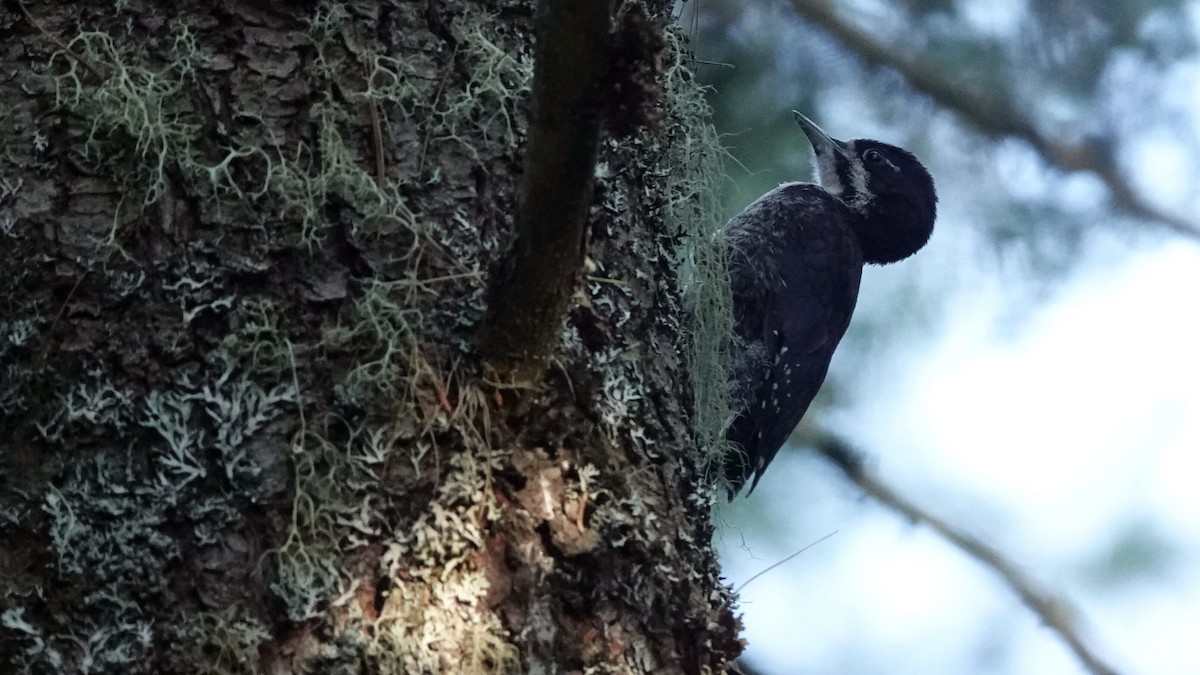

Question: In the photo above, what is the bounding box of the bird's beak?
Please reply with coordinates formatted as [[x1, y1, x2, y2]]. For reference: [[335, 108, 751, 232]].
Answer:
[[792, 111, 844, 157]]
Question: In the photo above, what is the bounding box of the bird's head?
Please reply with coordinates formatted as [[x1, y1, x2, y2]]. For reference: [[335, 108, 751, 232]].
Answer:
[[793, 111, 937, 264]]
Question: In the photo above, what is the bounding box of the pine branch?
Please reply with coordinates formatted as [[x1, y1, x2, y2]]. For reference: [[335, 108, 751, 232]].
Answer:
[[814, 433, 1124, 675], [790, 0, 1200, 242]]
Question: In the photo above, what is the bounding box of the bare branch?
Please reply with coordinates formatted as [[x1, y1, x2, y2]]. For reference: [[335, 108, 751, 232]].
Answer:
[[790, 0, 1200, 242], [479, 0, 617, 384], [813, 433, 1124, 675]]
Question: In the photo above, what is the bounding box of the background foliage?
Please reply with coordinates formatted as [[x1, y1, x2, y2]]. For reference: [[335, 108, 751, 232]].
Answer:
[[695, 1, 1200, 673]]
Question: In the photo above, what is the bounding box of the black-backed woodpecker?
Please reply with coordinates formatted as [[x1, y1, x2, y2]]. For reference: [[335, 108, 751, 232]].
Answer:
[[723, 111, 937, 497]]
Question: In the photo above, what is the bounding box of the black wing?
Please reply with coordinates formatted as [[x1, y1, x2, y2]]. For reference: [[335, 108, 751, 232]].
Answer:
[[723, 184, 863, 495]]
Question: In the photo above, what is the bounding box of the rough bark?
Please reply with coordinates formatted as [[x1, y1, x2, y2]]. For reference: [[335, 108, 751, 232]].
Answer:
[[0, 0, 739, 673]]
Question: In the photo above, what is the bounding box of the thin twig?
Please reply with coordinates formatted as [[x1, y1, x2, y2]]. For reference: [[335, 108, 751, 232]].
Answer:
[[813, 434, 1123, 675], [368, 99, 386, 187], [585, 275, 627, 286], [733, 530, 837, 596], [15, 0, 107, 80]]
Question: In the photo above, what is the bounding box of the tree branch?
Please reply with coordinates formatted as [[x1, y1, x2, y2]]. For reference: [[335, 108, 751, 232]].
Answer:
[[479, 0, 617, 384], [789, 0, 1200, 242], [813, 433, 1124, 675]]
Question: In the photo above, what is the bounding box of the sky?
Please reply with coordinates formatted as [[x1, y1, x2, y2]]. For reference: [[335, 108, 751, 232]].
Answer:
[[717, 188, 1200, 674], [707, 25, 1200, 668], [704, 3, 1200, 671], [719, 227, 1200, 673]]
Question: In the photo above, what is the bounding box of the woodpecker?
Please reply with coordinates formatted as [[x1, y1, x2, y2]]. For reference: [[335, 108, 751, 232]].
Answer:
[[722, 111, 937, 496]]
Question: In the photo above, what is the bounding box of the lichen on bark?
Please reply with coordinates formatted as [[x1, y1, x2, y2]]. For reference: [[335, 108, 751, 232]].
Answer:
[[0, 1, 740, 672]]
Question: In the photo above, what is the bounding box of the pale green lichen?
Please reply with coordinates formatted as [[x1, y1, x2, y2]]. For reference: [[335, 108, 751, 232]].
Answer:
[[53, 28, 204, 211], [432, 18, 533, 150], [659, 30, 737, 484], [59, 373, 135, 430], [264, 97, 422, 248], [2, 605, 154, 675], [22, 302, 304, 667], [24, 458, 176, 672], [263, 270, 521, 670], [44, 461, 178, 586], [2, 607, 64, 672], [51, 16, 425, 252], [199, 367, 298, 483], [370, 446, 518, 674], [165, 609, 271, 675], [0, 316, 42, 414], [8, 1, 658, 670]]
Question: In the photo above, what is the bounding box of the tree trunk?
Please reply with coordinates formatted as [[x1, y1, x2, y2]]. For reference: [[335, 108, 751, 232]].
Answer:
[[0, 1, 740, 672]]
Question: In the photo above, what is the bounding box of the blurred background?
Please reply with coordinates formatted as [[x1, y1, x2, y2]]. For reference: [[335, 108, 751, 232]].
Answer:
[[687, 1, 1200, 673]]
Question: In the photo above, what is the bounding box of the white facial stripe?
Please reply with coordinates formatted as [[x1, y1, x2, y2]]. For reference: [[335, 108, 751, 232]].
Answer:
[[843, 141, 881, 211], [843, 143, 870, 210], [815, 153, 843, 195], [849, 160, 869, 208]]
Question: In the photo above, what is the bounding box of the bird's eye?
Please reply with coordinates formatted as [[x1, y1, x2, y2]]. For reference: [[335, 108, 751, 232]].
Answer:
[[864, 149, 884, 163]]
